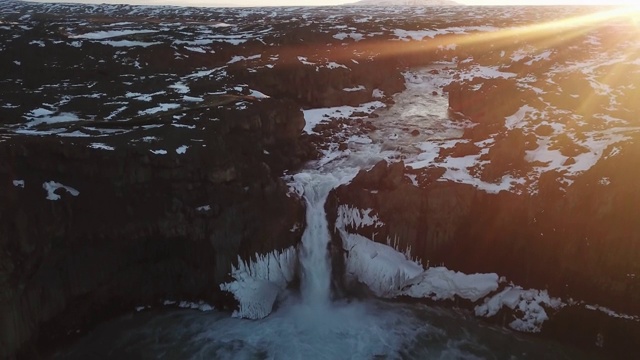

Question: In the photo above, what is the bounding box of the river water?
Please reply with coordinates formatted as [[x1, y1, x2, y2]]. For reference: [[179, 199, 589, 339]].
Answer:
[[54, 67, 600, 360]]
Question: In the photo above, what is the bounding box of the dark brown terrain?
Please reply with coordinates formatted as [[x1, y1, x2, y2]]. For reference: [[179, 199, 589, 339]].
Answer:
[[1, 0, 639, 358]]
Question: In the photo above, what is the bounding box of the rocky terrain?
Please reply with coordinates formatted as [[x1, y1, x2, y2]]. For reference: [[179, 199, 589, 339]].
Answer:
[[1, 0, 639, 358]]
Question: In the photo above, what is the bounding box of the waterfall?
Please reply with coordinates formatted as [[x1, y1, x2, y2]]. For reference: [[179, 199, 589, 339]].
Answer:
[[294, 172, 339, 307]]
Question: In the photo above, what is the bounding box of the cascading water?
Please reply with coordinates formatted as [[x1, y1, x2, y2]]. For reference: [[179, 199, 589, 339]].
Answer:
[[294, 173, 339, 306]]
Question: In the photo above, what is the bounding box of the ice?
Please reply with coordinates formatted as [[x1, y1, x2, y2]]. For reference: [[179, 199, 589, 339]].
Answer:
[[42, 181, 79, 201], [475, 287, 563, 333], [402, 267, 499, 302], [343, 233, 424, 297], [13, 180, 24, 188], [336, 205, 384, 230], [220, 247, 297, 319]]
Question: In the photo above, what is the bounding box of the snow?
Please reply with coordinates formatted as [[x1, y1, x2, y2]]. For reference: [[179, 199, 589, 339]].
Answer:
[[372, 89, 385, 98], [42, 181, 79, 201], [333, 32, 364, 41], [457, 66, 517, 81], [249, 89, 270, 99], [343, 85, 365, 92], [325, 62, 349, 70], [185, 46, 206, 53], [183, 95, 203, 102], [401, 267, 499, 302], [302, 101, 386, 134], [297, 56, 315, 65], [71, 29, 157, 39], [505, 105, 536, 130], [150, 149, 167, 155], [196, 205, 211, 212], [394, 29, 440, 41], [228, 54, 261, 64], [13, 180, 24, 188], [25, 111, 81, 126], [176, 145, 189, 154], [126, 91, 165, 102], [98, 40, 161, 47], [585, 304, 639, 321], [168, 82, 190, 94], [139, 103, 180, 115], [89, 143, 115, 150], [475, 287, 563, 333], [220, 247, 297, 319]]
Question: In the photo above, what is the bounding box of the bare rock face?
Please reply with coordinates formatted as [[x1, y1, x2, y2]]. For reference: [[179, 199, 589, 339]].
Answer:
[[0, 100, 308, 357]]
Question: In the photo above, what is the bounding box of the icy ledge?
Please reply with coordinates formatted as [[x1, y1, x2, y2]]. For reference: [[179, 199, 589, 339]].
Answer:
[[220, 246, 297, 319], [337, 208, 564, 333]]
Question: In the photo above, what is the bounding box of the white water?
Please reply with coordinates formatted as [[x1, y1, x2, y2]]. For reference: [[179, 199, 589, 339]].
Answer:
[[295, 173, 338, 306]]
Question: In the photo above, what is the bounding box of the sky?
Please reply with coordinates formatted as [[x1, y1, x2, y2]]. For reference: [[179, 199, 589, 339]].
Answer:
[[28, 0, 640, 6]]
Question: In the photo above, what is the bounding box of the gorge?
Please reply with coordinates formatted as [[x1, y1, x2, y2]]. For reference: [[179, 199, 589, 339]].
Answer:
[[1, 1, 640, 358]]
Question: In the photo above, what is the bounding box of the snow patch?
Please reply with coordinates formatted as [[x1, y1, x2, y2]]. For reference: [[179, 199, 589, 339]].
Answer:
[[343, 85, 365, 92], [302, 101, 386, 134], [43, 181, 79, 201], [475, 287, 563, 333], [89, 143, 115, 151], [402, 268, 499, 302], [176, 145, 189, 154], [71, 29, 157, 39]]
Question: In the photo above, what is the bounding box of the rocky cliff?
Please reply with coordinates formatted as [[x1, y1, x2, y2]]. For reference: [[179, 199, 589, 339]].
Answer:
[[1, 1, 640, 358]]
